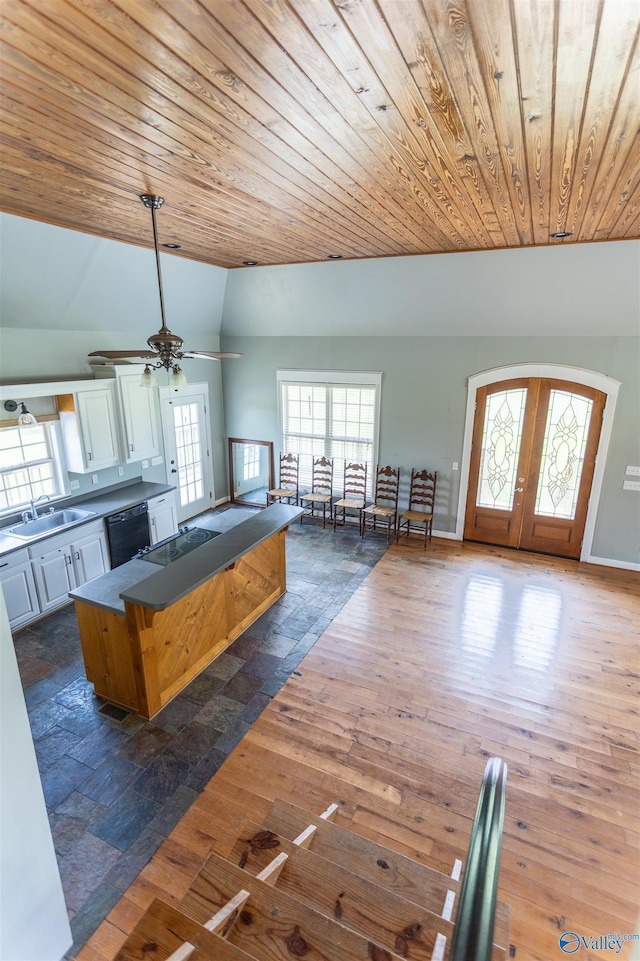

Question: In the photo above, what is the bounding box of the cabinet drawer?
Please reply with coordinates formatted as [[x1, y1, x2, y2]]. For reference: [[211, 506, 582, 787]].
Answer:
[[0, 548, 30, 570]]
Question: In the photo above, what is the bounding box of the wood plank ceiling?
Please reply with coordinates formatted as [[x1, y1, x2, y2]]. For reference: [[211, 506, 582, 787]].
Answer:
[[1, 0, 638, 269]]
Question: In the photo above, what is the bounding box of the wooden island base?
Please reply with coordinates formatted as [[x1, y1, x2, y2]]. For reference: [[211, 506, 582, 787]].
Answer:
[[74, 529, 286, 719]]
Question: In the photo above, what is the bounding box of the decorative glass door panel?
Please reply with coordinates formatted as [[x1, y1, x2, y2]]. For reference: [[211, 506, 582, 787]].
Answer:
[[465, 379, 605, 559], [476, 388, 527, 511], [533, 390, 594, 519]]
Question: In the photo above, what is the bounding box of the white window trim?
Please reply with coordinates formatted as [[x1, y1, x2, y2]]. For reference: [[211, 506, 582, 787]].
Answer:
[[276, 369, 383, 488], [456, 363, 621, 565], [0, 420, 70, 518]]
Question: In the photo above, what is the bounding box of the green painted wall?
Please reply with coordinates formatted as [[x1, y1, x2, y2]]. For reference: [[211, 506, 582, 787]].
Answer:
[[220, 335, 640, 566]]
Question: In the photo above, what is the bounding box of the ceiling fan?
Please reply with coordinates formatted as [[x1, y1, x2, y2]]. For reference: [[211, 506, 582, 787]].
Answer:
[[88, 194, 241, 387]]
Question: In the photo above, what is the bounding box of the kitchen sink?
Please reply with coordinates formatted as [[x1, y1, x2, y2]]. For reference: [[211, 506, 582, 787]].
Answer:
[[6, 508, 97, 540]]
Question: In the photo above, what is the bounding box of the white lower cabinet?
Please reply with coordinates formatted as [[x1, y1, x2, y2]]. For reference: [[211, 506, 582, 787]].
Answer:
[[148, 492, 178, 545], [29, 520, 109, 615], [0, 548, 39, 631]]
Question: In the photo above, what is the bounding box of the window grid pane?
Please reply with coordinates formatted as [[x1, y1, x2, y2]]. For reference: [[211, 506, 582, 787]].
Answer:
[[173, 403, 204, 507], [0, 425, 58, 512], [282, 382, 376, 493], [243, 444, 260, 481]]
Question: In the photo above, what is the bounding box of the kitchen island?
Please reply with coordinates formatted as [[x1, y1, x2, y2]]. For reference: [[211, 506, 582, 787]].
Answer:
[[69, 503, 302, 719]]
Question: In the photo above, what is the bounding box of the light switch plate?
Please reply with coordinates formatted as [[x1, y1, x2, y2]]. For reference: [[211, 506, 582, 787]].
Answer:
[[625, 465, 640, 476], [70, 480, 80, 491], [623, 480, 640, 491], [151, 456, 163, 466], [141, 460, 149, 469]]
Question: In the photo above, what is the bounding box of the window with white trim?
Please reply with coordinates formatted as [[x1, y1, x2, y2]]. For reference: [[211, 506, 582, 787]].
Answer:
[[278, 370, 382, 495], [0, 422, 67, 515]]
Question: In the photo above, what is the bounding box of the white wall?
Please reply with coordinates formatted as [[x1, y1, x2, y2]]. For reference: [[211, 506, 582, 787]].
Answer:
[[0, 587, 72, 961]]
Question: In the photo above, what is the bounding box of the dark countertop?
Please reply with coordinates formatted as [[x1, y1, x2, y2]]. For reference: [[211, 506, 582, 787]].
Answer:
[[69, 503, 303, 615], [0, 479, 175, 557]]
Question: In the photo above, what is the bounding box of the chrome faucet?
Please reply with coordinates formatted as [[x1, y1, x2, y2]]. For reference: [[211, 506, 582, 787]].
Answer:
[[28, 493, 50, 521]]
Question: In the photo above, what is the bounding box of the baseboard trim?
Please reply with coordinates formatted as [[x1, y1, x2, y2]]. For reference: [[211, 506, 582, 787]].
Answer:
[[433, 529, 460, 540], [584, 555, 640, 572]]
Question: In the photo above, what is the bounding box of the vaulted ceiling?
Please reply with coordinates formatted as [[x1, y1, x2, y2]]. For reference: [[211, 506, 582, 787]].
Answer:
[[1, 0, 638, 269]]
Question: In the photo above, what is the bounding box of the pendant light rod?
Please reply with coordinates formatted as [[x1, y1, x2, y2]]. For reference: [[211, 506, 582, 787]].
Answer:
[[140, 194, 168, 333]]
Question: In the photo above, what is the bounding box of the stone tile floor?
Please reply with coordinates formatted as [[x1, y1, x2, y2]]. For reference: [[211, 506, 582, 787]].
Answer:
[[12, 506, 390, 956]]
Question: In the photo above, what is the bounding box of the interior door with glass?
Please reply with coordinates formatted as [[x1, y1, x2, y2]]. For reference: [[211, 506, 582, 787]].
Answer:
[[464, 378, 605, 559], [160, 386, 213, 523]]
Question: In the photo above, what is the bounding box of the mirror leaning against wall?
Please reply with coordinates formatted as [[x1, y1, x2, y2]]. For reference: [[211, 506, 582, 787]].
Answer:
[[228, 438, 274, 507]]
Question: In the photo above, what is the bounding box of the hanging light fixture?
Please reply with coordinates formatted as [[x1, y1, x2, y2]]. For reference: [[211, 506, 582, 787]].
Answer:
[[4, 400, 38, 427], [88, 195, 242, 386]]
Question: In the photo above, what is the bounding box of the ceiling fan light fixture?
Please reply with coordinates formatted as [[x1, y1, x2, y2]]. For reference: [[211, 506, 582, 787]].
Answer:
[[169, 364, 187, 388], [88, 195, 242, 369], [140, 365, 157, 388]]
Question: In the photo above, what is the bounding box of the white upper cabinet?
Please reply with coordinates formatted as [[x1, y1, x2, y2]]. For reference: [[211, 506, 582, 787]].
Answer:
[[58, 385, 121, 473], [117, 371, 160, 463]]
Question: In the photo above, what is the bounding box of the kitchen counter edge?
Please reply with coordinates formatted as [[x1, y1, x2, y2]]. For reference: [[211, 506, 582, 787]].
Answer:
[[70, 503, 303, 615], [0, 480, 175, 557]]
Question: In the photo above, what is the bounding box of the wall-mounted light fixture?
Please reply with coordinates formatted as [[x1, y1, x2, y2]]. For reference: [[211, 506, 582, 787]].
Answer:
[[4, 400, 38, 427]]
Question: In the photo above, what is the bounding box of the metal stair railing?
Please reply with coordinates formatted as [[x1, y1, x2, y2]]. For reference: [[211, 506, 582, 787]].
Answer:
[[449, 756, 508, 961]]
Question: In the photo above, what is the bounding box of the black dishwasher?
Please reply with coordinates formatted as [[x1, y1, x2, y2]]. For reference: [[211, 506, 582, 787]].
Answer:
[[105, 502, 150, 568]]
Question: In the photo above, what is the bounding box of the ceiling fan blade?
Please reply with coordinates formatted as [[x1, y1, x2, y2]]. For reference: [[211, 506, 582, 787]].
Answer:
[[88, 349, 158, 359], [179, 351, 243, 360]]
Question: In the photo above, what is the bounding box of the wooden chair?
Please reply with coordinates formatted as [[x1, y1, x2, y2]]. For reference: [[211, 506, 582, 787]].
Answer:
[[267, 452, 300, 506], [332, 461, 367, 531], [397, 469, 437, 549], [360, 465, 400, 542], [300, 456, 333, 527]]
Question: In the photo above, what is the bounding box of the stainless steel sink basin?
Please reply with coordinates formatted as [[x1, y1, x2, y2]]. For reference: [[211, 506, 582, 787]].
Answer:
[[6, 508, 96, 540]]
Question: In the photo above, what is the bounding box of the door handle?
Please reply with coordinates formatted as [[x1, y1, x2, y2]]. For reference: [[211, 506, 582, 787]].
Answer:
[[171, 468, 177, 473], [515, 487, 524, 492]]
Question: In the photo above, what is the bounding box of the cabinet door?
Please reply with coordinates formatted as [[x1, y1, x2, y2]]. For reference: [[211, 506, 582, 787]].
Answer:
[[119, 374, 160, 463], [72, 530, 108, 585], [0, 563, 40, 630], [32, 549, 75, 612], [148, 497, 178, 545], [76, 388, 120, 470]]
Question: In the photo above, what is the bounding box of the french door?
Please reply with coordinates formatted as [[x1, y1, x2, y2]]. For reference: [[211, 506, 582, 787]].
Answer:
[[159, 385, 214, 522], [464, 378, 605, 559]]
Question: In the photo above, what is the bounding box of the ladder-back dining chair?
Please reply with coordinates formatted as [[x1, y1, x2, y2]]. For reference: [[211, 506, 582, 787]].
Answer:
[[397, 469, 437, 549], [360, 465, 400, 541], [266, 452, 300, 506], [332, 461, 367, 531], [300, 456, 334, 527]]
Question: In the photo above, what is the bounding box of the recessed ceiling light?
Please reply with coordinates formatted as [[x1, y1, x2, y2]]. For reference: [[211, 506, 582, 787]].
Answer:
[[550, 232, 572, 239], [328, 253, 343, 259], [243, 260, 258, 266], [162, 243, 181, 249]]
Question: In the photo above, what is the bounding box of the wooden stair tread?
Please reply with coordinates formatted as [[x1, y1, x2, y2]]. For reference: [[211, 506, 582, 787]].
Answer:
[[263, 798, 455, 904], [182, 849, 409, 961], [228, 818, 454, 959], [262, 798, 510, 952], [113, 897, 255, 960]]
